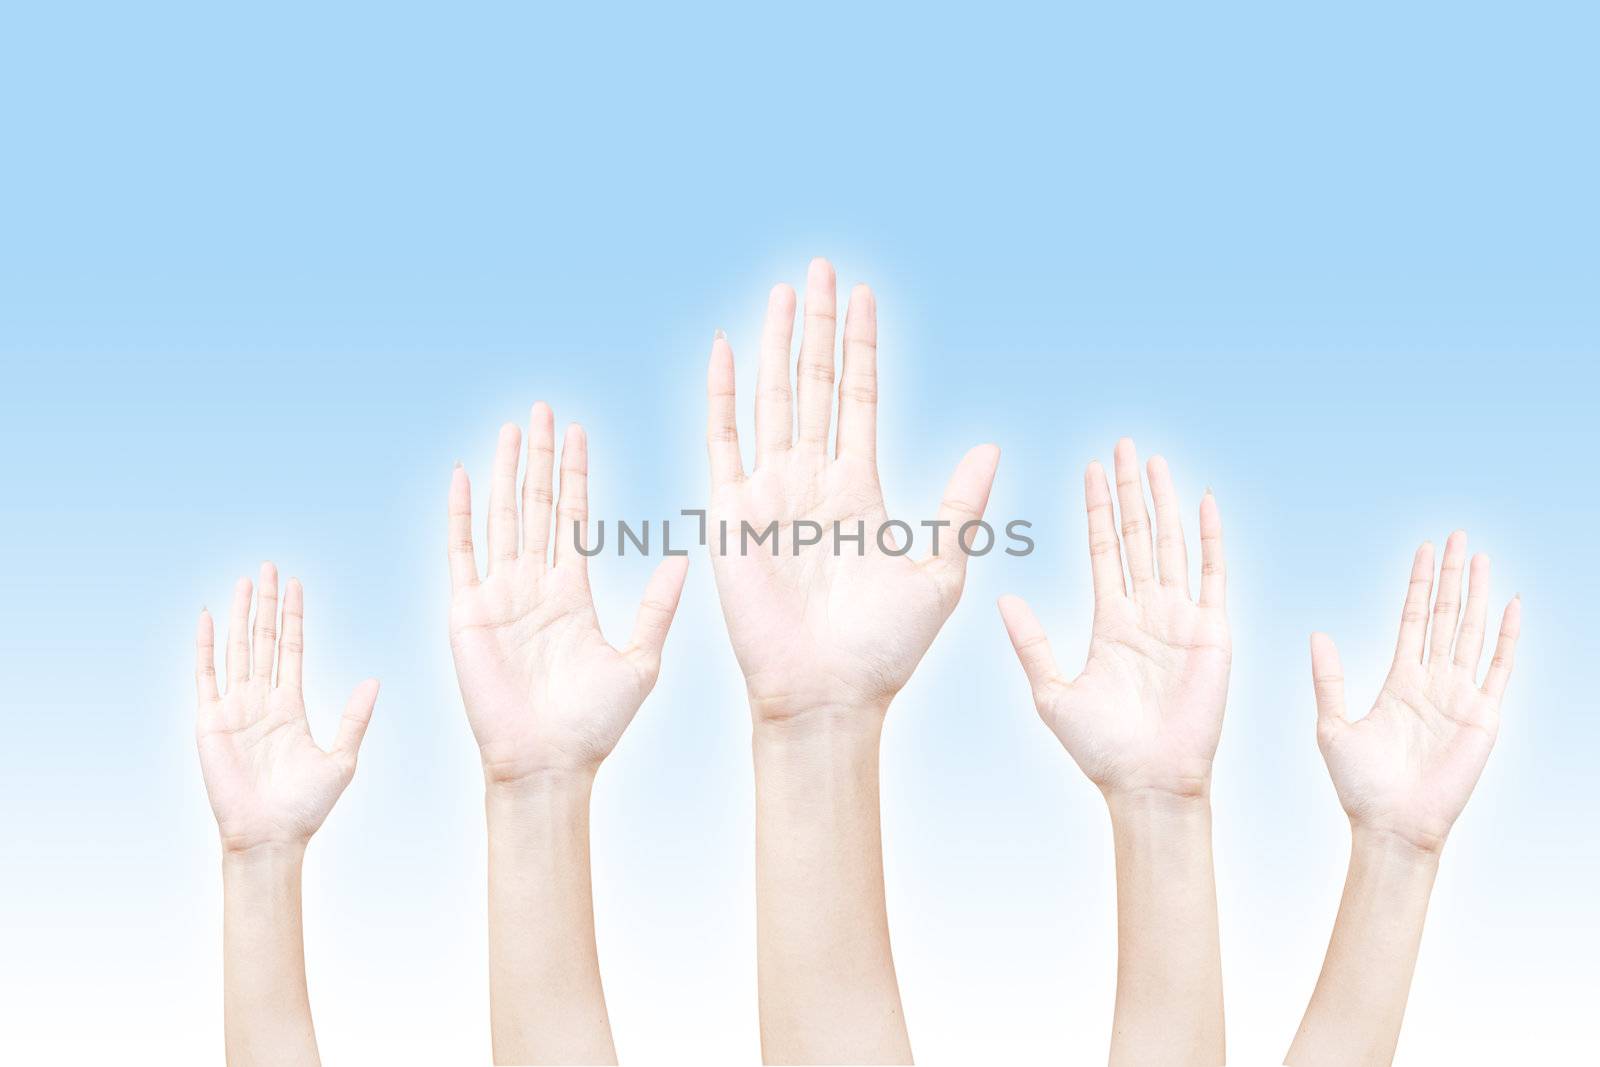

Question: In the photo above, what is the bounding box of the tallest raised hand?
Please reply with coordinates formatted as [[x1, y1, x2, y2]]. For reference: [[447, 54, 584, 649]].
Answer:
[[706, 258, 1001, 723], [707, 259, 1000, 1064]]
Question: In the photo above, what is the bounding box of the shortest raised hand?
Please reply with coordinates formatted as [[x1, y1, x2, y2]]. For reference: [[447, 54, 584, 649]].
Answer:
[[196, 563, 379, 853], [1288, 535, 1523, 1066], [1310, 531, 1522, 853]]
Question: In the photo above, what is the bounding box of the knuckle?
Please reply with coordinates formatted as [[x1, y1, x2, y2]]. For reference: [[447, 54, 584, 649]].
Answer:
[[798, 360, 836, 385], [941, 495, 980, 516], [1089, 537, 1120, 558], [839, 379, 878, 405]]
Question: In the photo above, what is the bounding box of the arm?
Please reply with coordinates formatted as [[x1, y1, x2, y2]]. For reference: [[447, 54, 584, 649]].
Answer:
[[1287, 534, 1522, 1066], [754, 713, 904, 1063], [223, 844, 316, 1065], [999, 441, 1229, 1066], [706, 259, 1000, 1063], [196, 564, 380, 1066], [485, 774, 611, 1062], [448, 405, 689, 1065]]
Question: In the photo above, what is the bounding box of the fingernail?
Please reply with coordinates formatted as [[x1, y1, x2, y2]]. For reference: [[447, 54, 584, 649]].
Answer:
[[453, 459, 463, 469], [714, 328, 727, 341]]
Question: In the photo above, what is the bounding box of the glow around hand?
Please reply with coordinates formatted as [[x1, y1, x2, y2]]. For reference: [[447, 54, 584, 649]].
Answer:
[[1311, 532, 1522, 852], [705, 258, 1000, 724], [195, 563, 379, 853], [1001, 439, 1230, 800], [448, 404, 689, 784]]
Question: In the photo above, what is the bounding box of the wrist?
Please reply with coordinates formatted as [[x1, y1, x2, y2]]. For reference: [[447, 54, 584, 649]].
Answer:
[[1350, 822, 1448, 864], [749, 695, 891, 739], [487, 765, 595, 800], [486, 767, 595, 830], [752, 703, 885, 782], [1105, 787, 1212, 829], [221, 838, 306, 879]]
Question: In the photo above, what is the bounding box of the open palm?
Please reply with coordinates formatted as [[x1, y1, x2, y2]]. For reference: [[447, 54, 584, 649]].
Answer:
[[1001, 439, 1229, 798], [1311, 532, 1522, 852], [195, 563, 378, 852], [448, 404, 688, 782], [705, 259, 1000, 720]]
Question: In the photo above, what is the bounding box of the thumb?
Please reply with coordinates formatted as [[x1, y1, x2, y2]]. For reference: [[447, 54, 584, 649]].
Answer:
[[1309, 633, 1347, 734], [625, 555, 690, 682], [332, 679, 380, 763], [998, 594, 1063, 700]]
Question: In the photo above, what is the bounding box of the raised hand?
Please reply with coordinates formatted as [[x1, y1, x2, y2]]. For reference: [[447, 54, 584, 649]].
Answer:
[[447, 403, 689, 783], [196, 562, 379, 853], [706, 257, 1000, 724], [998, 439, 1228, 1067], [709, 258, 996, 1064], [1309, 531, 1522, 853], [195, 563, 378, 1067], [449, 404, 688, 1066], [1287, 533, 1523, 1067], [999, 438, 1229, 800]]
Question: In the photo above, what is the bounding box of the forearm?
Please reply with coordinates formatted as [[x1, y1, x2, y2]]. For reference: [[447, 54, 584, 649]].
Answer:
[[1105, 791, 1225, 1067], [753, 709, 912, 1065], [1287, 828, 1439, 1067], [486, 772, 616, 1066], [222, 843, 320, 1067]]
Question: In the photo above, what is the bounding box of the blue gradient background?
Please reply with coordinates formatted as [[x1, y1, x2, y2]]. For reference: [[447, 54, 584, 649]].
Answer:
[[1, 3, 1594, 1062]]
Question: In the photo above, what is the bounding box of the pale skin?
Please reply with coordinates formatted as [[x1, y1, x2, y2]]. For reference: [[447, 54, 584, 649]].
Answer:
[[706, 258, 1000, 1064], [1286, 532, 1522, 1066], [195, 562, 380, 1067], [999, 439, 1228, 1067], [448, 404, 689, 1065]]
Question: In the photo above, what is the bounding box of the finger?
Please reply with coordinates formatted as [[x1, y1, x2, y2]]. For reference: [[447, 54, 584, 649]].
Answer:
[[552, 423, 590, 573], [1453, 554, 1492, 673], [923, 444, 1001, 595], [331, 679, 380, 764], [226, 576, 252, 686], [998, 595, 1064, 697], [754, 282, 796, 466], [486, 422, 521, 575], [624, 555, 690, 681], [1428, 530, 1468, 668], [1481, 595, 1522, 699], [835, 283, 878, 462], [1084, 461, 1126, 603], [448, 464, 478, 590], [707, 332, 744, 486], [1113, 438, 1156, 596], [1395, 541, 1436, 664], [277, 578, 304, 691], [251, 561, 279, 683], [794, 257, 838, 455], [522, 402, 557, 562], [1310, 632, 1348, 729], [1146, 455, 1190, 598], [195, 609, 220, 704], [1198, 489, 1226, 610]]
